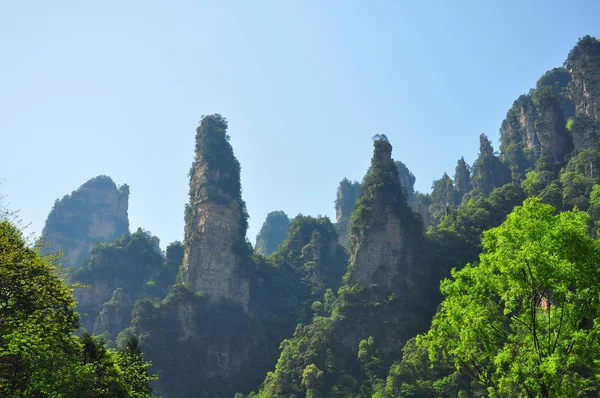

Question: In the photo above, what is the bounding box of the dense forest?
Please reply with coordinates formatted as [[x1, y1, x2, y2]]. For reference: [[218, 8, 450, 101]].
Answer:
[[2, 35, 600, 397]]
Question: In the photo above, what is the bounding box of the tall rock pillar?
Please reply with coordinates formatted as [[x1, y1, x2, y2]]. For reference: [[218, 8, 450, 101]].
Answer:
[[347, 135, 421, 288], [183, 114, 250, 308]]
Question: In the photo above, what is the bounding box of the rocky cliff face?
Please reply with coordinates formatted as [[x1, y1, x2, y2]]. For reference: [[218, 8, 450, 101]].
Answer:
[[183, 114, 251, 309], [41, 175, 129, 270], [501, 95, 539, 156], [565, 36, 600, 149], [500, 69, 575, 175], [568, 36, 600, 122], [72, 228, 166, 334], [533, 92, 573, 159]]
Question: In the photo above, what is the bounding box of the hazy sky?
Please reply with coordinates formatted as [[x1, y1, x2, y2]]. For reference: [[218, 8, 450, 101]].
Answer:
[[2, 1, 600, 247]]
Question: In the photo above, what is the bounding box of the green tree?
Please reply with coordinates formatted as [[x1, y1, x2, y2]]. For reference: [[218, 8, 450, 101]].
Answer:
[[0, 220, 156, 397], [0, 220, 80, 396], [424, 198, 600, 397], [116, 336, 157, 398]]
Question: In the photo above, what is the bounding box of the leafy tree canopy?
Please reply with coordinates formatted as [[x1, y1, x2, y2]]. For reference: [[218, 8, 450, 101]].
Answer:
[[424, 198, 600, 397]]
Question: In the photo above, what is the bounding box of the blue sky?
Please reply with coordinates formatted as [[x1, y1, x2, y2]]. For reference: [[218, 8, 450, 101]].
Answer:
[[1, 1, 599, 247]]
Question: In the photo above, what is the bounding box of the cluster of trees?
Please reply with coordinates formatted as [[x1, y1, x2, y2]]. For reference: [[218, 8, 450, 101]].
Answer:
[[0, 219, 155, 397]]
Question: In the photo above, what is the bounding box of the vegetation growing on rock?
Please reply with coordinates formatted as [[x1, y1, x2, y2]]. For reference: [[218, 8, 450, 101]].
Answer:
[[255, 211, 291, 255], [41, 175, 130, 270]]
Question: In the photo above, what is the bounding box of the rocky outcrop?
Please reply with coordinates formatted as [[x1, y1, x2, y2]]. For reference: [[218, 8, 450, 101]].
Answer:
[[454, 157, 472, 204], [347, 135, 421, 288], [334, 178, 361, 248], [565, 36, 600, 149], [396, 160, 417, 206], [183, 114, 251, 309], [335, 178, 361, 223], [74, 280, 117, 329], [335, 162, 417, 247], [501, 95, 539, 156], [500, 69, 575, 175], [253, 136, 432, 398], [93, 288, 133, 340], [531, 85, 574, 160], [41, 175, 129, 270], [473, 134, 512, 194], [277, 215, 348, 301], [72, 228, 165, 334], [568, 36, 600, 122], [254, 211, 291, 255]]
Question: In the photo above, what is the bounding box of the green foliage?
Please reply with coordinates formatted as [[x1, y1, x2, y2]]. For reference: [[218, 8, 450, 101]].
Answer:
[[72, 228, 171, 336], [271, 215, 348, 319], [115, 336, 157, 398], [0, 220, 155, 397], [349, 135, 417, 242], [185, 114, 253, 267], [559, 148, 600, 210], [536, 68, 575, 117], [74, 228, 166, 294], [190, 114, 242, 204], [521, 170, 542, 197], [567, 35, 600, 78], [531, 85, 558, 108], [425, 198, 600, 397], [131, 284, 265, 397], [373, 338, 476, 398], [0, 220, 80, 396], [428, 173, 455, 226], [429, 184, 525, 278]]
